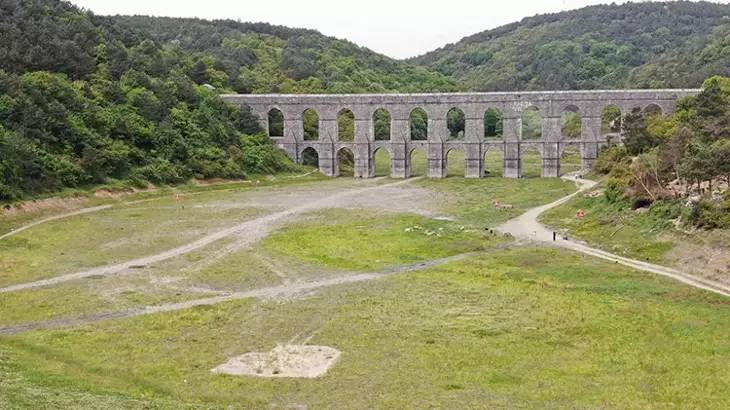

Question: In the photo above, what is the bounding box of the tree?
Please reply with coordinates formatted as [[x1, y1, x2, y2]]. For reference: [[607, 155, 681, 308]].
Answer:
[[681, 143, 716, 191], [623, 108, 657, 155], [190, 60, 208, 85], [627, 149, 670, 204]]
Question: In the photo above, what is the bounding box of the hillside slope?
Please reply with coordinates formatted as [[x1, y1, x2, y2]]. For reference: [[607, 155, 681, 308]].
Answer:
[[96, 15, 458, 93], [0, 0, 456, 94], [411, 1, 730, 91]]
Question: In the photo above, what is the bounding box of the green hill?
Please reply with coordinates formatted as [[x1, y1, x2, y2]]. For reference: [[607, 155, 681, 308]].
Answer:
[[0, 0, 457, 200], [0, 0, 456, 94], [411, 1, 730, 91]]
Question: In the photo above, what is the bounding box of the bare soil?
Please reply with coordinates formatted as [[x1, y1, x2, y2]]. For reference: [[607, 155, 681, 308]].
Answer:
[[212, 345, 341, 378]]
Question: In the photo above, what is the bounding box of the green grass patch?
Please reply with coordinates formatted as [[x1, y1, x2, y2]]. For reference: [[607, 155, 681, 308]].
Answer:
[[416, 177, 576, 226], [262, 209, 494, 271], [2, 247, 728, 408], [0, 202, 266, 288], [540, 188, 679, 263]]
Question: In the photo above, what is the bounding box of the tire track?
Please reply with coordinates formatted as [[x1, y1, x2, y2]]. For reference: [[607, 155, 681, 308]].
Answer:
[[0, 178, 418, 294]]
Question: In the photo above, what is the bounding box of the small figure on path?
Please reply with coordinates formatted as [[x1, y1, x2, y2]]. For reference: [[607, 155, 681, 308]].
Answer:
[[553, 231, 557, 241]]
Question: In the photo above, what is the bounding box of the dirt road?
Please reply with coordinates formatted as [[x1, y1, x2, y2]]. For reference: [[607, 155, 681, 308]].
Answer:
[[497, 175, 730, 297], [0, 178, 424, 294]]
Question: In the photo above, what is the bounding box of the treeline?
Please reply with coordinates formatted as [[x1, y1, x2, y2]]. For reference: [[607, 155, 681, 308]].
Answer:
[[594, 76, 730, 229], [97, 16, 458, 94], [412, 1, 730, 91], [0, 0, 302, 200], [0, 0, 457, 200], [0, 68, 295, 200]]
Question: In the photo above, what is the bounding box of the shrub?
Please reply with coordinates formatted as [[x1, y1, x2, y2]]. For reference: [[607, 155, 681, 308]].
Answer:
[[684, 198, 729, 229], [131, 159, 186, 184], [594, 145, 628, 175]]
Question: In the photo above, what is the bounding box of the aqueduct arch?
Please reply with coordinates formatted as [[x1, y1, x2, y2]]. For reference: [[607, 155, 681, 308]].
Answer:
[[223, 89, 699, 179]]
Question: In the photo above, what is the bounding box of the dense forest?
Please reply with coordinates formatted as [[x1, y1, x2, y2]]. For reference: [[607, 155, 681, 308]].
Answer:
[[1, 0, 730, 204], [411, 1, 730, 91], [0, 0, 455, 200]]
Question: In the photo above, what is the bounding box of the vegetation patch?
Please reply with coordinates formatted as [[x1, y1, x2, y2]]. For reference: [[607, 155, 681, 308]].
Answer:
[[1, 248, 727, 408], [262, 209, 494, 271]]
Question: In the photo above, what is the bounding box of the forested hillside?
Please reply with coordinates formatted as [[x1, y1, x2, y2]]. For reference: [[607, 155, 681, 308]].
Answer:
[[412, 1, 730, 91], [0, 0, 455, 200], [3, 0, 730, 201], [95, 16, 457, 93]]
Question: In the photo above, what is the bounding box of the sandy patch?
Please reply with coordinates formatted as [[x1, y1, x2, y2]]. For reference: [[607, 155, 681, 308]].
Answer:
[[212, 345, 341, 378]]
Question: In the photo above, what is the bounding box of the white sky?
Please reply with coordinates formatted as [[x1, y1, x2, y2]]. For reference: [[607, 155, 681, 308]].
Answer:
[[70, 0, 730, 59]]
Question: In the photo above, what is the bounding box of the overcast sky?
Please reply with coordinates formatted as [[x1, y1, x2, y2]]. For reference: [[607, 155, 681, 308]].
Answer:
[[70, 0, 729, 59]]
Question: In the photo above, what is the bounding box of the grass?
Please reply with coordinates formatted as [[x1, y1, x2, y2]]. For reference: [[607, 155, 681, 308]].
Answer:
[[1, 247, 728, 408], [0, 172, 328, 236], [540, 189, 676, 264], [560, 147, 582, 175], [415, 177, 576, 226], [540, 181, 730, 280], [262, 209, 496, 271], [0, 174, 336, 288], [1, 174, 728, 408], [0, 200, 266, 288]]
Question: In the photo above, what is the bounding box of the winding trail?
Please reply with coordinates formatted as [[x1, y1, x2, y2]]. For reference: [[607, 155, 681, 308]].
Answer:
[[0, 252, 479, 335], [0, 205, 113, 241], [0, 178, 418, 294], [497, 174, 730, 297]]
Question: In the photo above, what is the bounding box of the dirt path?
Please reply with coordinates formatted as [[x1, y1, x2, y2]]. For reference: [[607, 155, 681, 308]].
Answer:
[[0, 252, 479, 335], [0, 205, 113, 241], [497, 175, 730, 297], [0, 178, 420, 294]]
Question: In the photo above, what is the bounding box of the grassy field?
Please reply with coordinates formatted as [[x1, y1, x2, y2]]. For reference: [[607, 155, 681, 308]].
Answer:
[[262, 209, 496, 271], [541, 190, 675, 263], [415, 177, 576, 225], [1, 174, 728, 409], [1, 247, 728, 408], [540, 180, 730, 282], [0, 174, 335, 288]]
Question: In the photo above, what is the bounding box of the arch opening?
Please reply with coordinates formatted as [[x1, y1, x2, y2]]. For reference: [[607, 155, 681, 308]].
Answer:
[[447, 108, 465, 140], [484, 147, 504, 177], [409, 147, 427, 177], [337, 147, 355, 177], [560, 145, 582, 176], [410, 108, 428, 141], [301, 147, 319, 169], [521, 146, 542, 178], [303, 109, 319, 141], [601, 104, 622, 141], [643, 104, 663, 118], [337, 109, 355, 142], [561, 105, 582, 140], [521, 106, 543, 140], [373, 108, 391, 141], [446, 148, 465, 178], [268, 108, 284, 137], [374, 147, 391, 177], [485, 108, 503, 139]]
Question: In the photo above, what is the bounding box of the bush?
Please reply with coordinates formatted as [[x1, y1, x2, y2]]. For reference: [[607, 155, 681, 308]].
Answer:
[[0, 183, 20, 201], [605, 177, 629, 204], [239, 134, 297, 175], [131, 159, 186, 184], [594, 145, 628, 175], [684, 198, 729, 229]]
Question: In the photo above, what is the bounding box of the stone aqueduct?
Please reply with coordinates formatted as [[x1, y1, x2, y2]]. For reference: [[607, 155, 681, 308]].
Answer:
[[222, 90, 699, 179]]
